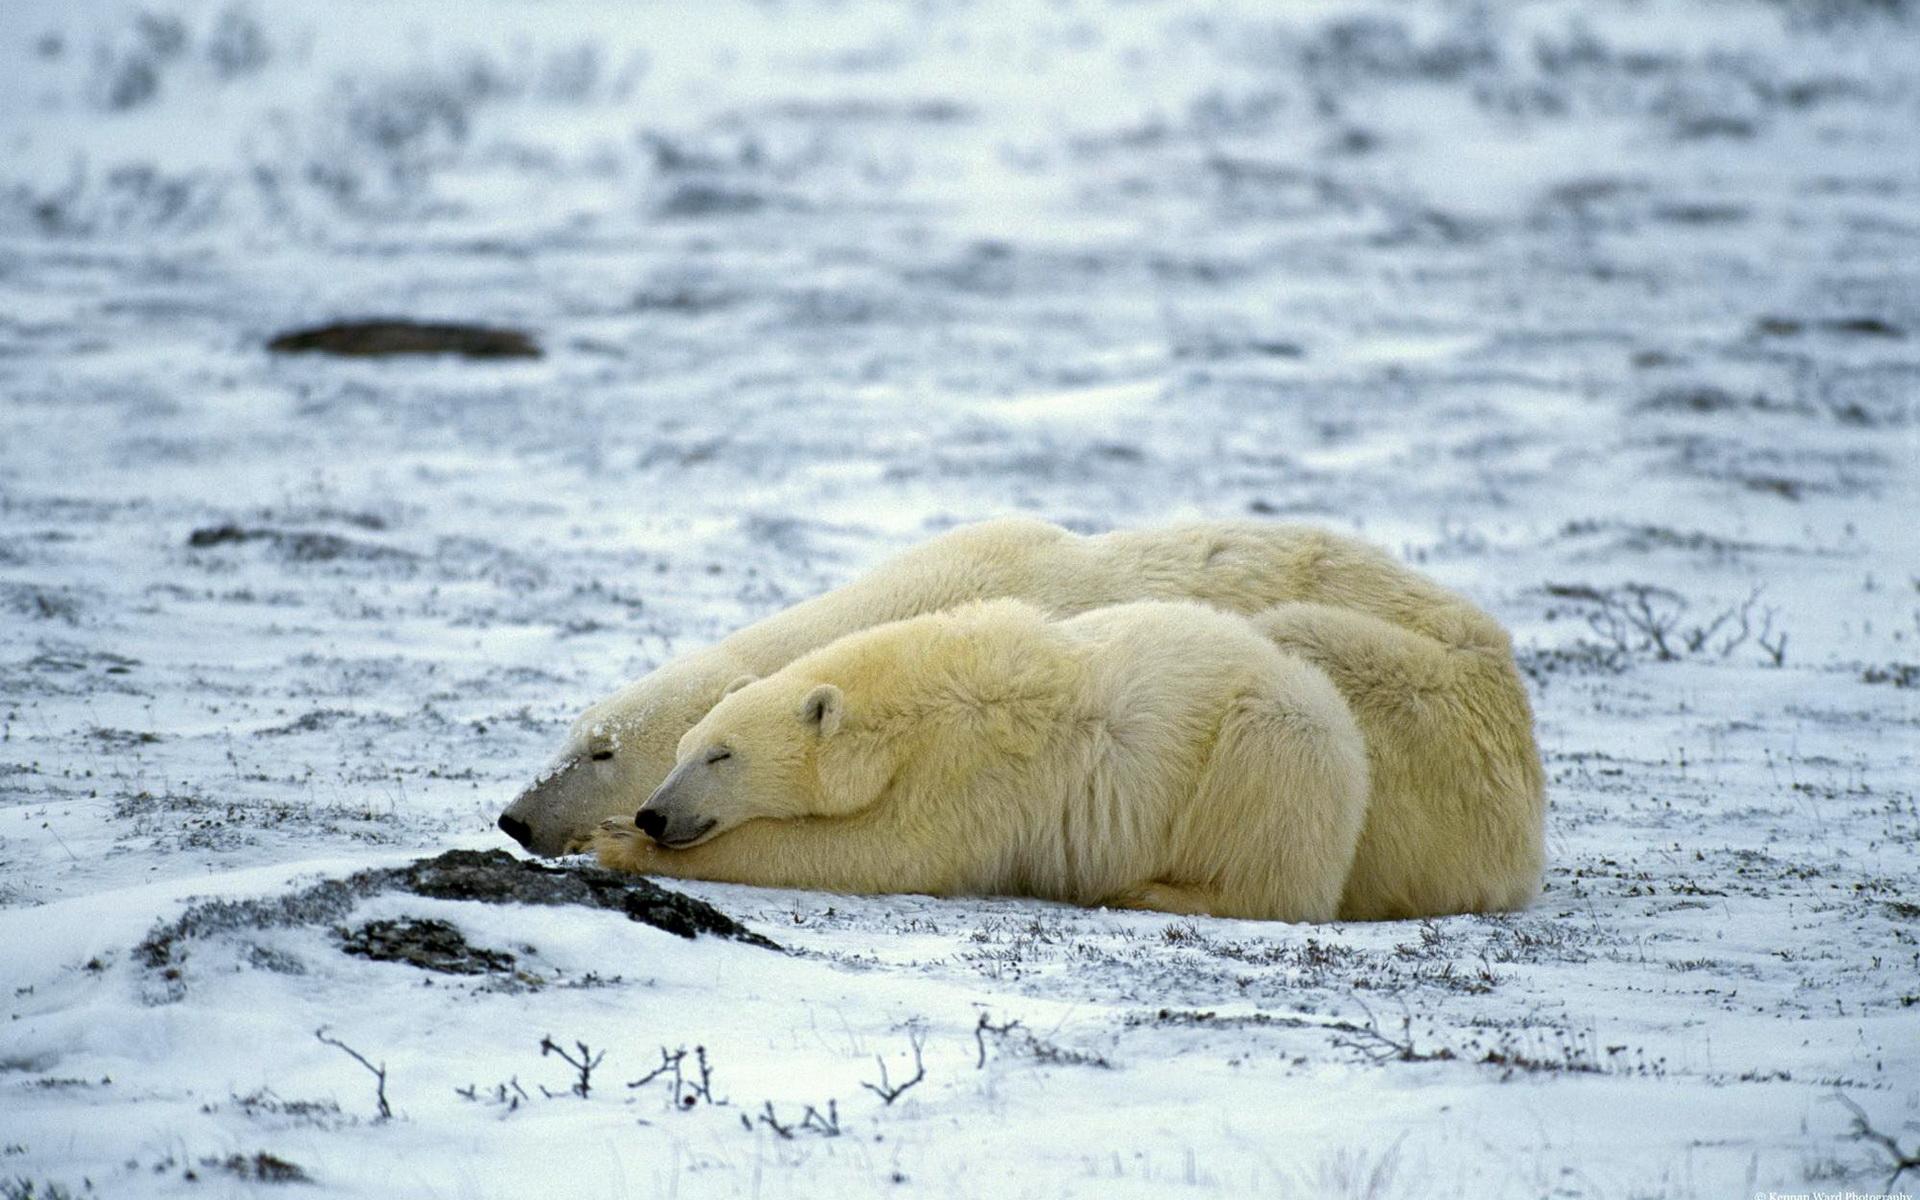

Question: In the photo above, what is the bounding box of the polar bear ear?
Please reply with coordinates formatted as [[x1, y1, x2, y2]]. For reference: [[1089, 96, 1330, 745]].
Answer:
[[722, 674, 758, 698], [799, 683, 845, 738]]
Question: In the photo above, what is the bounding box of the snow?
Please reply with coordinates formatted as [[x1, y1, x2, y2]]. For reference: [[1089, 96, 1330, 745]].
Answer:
[[2, 0, 1918, 1196]]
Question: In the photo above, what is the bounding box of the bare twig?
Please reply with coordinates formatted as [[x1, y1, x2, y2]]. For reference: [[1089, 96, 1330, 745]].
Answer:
[[1757, 608, 1788, 666], [539, 1036, 605, 1099], [801, 1100, 841, 1136], [314, 1027, 391, 1121], [861, 1029, 927, 1105], [754, 1100, 794, 1138], [455, 1077, 527, 1112], [1583, 584, 1684, 662], [971, 1012, 1110, 1069], [1572, 584, 1786, 668], [974, 1013, 1022, 1069], [1715, 588, 1763, 657], [1632, 587, 1677, 660], [1835, 1092, 1920, 1189], [1683, 606, 1731, 654], [627, 1047, 686, 1094], [1328, 1001, 1454, 1066], [625, 1045, 720, 1107], [690, 1046, 717, 1105], [742, 1098, 840, 1138]]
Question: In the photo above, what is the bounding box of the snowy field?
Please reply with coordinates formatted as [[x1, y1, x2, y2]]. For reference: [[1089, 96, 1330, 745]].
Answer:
[[2, 0, 1918, 1196]]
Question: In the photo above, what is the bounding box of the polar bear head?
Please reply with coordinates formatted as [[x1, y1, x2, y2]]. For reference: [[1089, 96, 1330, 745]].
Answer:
[[634, 674, 875, 848], [632, 601, 1066, 848], [497, 659, 749, 855]]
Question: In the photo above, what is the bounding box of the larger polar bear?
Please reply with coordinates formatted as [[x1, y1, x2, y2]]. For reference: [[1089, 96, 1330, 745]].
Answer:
[[594, 598, 1533, 921], [504, 521, 1543, 907]]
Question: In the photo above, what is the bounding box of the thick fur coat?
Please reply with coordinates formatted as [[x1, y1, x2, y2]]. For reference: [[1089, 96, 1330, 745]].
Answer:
[[505, 518, 1547, 897], [595, 597, 1545, 922]]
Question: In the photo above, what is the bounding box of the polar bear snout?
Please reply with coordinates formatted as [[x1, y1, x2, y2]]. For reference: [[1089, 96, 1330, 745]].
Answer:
[[497, 813, 534, 848], [636, 761, 725, 848], [634, 801, 718, 848]]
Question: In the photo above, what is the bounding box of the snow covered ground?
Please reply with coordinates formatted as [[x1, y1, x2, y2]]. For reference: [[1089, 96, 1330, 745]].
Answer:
[[2, 0, 1917, 1195]]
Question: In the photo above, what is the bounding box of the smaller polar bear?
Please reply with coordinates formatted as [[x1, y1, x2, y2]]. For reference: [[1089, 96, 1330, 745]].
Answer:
[[595, 599, 1376, 922]]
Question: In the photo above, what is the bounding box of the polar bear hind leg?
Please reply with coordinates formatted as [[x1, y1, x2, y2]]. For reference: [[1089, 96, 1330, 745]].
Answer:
[[1136, 659, 1370, 922], [1248, 601, 1546, 921]]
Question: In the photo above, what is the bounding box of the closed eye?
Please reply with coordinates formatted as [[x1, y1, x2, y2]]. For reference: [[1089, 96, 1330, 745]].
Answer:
[[704, 748, 732, 765], [590, 750, 614, 762]]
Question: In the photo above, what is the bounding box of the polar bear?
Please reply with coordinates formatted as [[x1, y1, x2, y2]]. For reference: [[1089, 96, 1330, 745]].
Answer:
[[503, 518, 1542, 874], [594, 600, 1374, 922], [1248, 603, 1544, 919]]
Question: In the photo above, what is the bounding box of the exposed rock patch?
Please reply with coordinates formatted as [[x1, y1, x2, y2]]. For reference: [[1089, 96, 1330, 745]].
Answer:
[[136, 849, 775, 1000], [266, 319, 541, 359], [186, 524, 416, 564], [337, 916, 515, 975]]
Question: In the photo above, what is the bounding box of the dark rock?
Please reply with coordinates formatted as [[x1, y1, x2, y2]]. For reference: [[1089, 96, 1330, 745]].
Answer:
[[187, 523, 255, 548], [1753, 315, 1904, 340], [266, 320, 542, 359], [1826, 316, 1903, 338], [657, 182, 771, 218]]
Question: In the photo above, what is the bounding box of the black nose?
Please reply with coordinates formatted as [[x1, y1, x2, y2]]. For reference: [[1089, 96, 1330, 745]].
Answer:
[[498, 813, 533, 848], [635, 808, 668, 841]]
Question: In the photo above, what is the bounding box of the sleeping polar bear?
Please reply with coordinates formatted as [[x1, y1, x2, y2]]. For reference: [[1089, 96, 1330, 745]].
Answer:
[[505, 518, 1544, 919]]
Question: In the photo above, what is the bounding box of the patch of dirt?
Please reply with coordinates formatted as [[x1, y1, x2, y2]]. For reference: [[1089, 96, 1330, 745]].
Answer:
[[258, 708, 355, 735], [1862, 663, 1918, 689], [337, 916, 515, 974], [1553, 519, 1800, 560], [136, 849, 776, 1000], [203, 1152, 311, 1185], [186, 524, 416, 564], [395, 850, 779, 947], [0, 582, 83, 623], [1752, 315, 1904, 340], [265, 319, 541, 359]]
